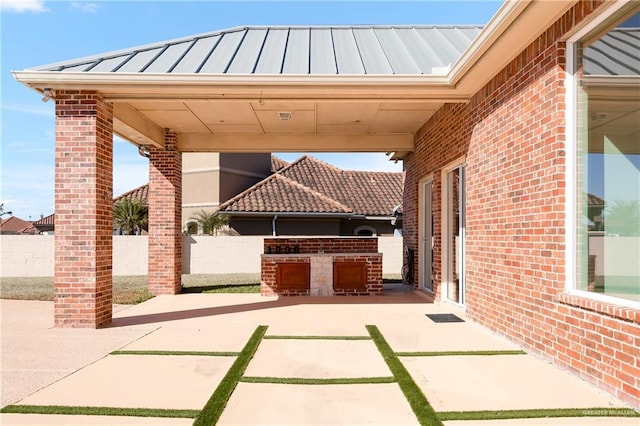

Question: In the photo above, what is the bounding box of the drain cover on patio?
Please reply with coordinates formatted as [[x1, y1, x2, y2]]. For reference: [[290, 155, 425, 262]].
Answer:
[[425, 313, 465, 323]]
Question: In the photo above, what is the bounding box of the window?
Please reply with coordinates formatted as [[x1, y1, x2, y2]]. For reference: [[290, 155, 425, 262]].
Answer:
[[569, 6, 640, 305], [354, 225, 376, 236]]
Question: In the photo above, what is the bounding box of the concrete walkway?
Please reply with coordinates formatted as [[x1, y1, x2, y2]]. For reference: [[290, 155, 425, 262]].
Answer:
[[1, 288, 637, 425]]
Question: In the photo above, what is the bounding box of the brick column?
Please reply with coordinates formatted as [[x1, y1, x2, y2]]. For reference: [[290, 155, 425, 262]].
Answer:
[[54, 90, 113, 328], [148, 131, 182, 294]]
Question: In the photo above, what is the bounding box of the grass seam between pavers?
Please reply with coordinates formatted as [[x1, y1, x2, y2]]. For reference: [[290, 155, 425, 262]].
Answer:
[[437, 407, 640, 421], [396, 350, 526, 357], [240, 376, 397, 385], [0, 405, 199, 418], [366, 325, 443, 426], [263, 335, 372, 340], [110, 350, 240, 356], [192, 325, 268, 426]]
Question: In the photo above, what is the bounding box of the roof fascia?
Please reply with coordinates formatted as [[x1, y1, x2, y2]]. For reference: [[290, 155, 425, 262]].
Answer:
[[448, 0, 579, 95]]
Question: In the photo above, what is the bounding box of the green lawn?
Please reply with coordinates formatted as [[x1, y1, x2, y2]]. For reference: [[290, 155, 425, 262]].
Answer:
[[0, 274, 261, 305], [1, 273, 403, 304]]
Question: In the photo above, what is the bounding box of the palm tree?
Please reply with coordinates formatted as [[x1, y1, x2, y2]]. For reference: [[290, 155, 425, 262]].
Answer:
[[113, 199, 148, 235], [189, 210, 229, 235]]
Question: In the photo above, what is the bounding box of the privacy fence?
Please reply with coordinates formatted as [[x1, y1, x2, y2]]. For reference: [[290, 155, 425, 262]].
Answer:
[[1, 235, 403, 277]]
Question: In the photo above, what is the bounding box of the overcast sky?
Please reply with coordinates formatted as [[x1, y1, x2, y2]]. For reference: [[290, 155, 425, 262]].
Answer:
[[0, 0, 500, 219]]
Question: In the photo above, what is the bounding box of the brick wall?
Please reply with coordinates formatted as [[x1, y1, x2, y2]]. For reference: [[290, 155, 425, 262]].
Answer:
[[404, 1, 639, 407], [263, 237, 378, 254], [54, 90, 113, 328], [148, 131, 182, 295]]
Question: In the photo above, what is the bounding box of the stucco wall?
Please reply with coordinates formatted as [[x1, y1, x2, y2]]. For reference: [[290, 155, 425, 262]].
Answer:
[[1, 235, 402, 277]]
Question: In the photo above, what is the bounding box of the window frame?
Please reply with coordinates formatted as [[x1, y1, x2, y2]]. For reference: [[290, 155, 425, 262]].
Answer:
[[564, 1, 640, 310]]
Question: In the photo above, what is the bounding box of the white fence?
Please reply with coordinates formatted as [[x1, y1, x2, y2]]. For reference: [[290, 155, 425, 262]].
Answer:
[[1, 235, 403, 277]]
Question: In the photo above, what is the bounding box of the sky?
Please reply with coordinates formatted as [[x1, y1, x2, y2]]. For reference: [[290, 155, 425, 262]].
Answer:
[[0, 0, 501, 220]]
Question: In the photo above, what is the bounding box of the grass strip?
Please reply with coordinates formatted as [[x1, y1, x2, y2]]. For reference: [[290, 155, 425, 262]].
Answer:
[[438, 407, 640, 421], [193, 325, 268, 426], [396, 350, 526, 357], [366, 325, 442, 426], [0, 405, 198, 418], [111, 350, 240, 357], [263, 335, 371, 340], [240, 376, 396, 385]]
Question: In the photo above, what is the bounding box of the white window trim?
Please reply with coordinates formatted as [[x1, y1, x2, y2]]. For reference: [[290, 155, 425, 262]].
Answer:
[[564, 0, 640, 310]]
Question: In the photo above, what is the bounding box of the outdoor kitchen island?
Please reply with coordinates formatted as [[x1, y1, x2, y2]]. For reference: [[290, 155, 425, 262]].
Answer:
[[260, 237, 383, 296]]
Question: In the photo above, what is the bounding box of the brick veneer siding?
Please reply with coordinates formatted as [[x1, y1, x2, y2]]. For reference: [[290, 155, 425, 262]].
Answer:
[[404, 1, 639, 407], [263, 237, 378, 254], [54, 90, 113, 328], [148, 132, 182, 295]]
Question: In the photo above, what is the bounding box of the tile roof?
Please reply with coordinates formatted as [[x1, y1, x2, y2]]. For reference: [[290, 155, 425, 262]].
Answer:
[[1, 216, 34, 234], [220, 173, 353, 214], [271, 155, 289, 172], [219, 155, 402, 217], [30, 26, 482, 76], [32, 213, 54, 227], [113, 184, 149, 204]]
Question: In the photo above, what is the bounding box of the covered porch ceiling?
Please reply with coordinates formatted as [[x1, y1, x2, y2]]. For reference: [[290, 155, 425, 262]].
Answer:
[[13, 1, 580, 160]]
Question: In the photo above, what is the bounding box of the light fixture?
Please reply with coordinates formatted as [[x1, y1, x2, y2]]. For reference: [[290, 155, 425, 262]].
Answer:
[[137, 145, 151, 158], [278, 111, 292, 121], [41, 88, 55, 103]]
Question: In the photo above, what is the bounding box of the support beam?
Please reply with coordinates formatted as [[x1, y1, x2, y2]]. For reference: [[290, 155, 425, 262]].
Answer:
[[113, 103, 165, 148], [178, 133, 414, 153], [148, 131, 182, 295], [54, 90, 113, 328]]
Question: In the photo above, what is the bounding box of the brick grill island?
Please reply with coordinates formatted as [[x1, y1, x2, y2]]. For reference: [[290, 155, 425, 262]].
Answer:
[[261, 237, 383, 296]]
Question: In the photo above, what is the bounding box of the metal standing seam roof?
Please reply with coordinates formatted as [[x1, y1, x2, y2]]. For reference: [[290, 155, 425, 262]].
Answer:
[[30, 25, 483, 75], [584, 28, 640, 76]]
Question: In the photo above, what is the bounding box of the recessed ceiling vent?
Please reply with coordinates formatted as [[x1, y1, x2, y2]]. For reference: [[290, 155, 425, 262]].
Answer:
[[278, 111, 292, 121]]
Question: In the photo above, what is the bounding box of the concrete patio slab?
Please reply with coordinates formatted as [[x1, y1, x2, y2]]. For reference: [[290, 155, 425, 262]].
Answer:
[[121, 324, 255, 352], [244, 339, 391, 378], [0, 414, 194, 425], [217, 382, 419, 425], [378, 320, 521, 353], [17, 355, 235, 410], [444, 417, 640, 425], [0, 300, 155, 406], [402, 354, 625, 412]]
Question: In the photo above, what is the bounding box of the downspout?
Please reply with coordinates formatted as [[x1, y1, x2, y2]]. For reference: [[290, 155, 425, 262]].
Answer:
[[272, 214, 278, 236]]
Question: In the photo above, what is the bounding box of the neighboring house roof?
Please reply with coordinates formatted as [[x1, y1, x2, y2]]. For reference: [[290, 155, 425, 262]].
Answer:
[[271, 155, 289, 172], [584, 28, 640, 76], [219, 155, 403, 218], [31, 25, 482, 76], [220, 173, 353, 215], [113, 184, 149, 204], [1, 216, 34, 234], [587, 193, 605, 208], [33, 214, 55, 227]]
